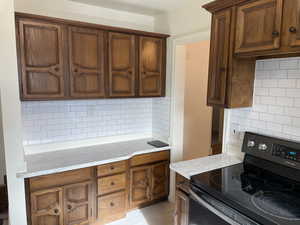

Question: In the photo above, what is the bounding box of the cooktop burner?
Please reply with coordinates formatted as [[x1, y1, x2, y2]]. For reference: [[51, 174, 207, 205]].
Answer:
[[251, 191, 300, 221]]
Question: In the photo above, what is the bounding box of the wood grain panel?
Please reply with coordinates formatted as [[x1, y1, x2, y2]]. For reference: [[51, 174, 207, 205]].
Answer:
[[130, 151, 170, 167], [17, 19, 67, 100], [97, 191, 127, 224], [29, 168, 94, 192], [97, 161, 127, 177], [97, 173, 126, 196], [69, 26, 106, 98], [235, 0, 283, 53], [151, 162, 169, 200], [108, 32, 136, 97]]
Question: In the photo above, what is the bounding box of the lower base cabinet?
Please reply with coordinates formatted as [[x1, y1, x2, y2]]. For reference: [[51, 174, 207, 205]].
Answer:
[[26, 150, 170, 225], [174, 174, 190, 225]]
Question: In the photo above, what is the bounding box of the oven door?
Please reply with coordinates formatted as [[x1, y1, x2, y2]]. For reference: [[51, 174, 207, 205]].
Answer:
[[189, 186, 260, 225]]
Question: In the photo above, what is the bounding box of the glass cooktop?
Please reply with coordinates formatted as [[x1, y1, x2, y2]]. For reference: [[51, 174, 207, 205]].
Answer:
[[191, 155, 300, 225]]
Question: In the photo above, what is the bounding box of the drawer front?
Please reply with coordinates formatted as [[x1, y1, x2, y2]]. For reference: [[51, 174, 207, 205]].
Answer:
[[98, 191, 126, 224], [29, 167, 94, 192], [98, 173, 126, 195], [130, 150, 170, 167], [97, 161, 126, 177]]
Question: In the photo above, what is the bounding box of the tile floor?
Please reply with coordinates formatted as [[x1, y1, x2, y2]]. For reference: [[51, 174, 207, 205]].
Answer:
[[108, 201, 174, 225]]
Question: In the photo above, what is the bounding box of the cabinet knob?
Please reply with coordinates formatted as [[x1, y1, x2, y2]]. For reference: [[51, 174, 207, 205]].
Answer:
[[110, 202, 115, 207], [54, 209, 59, 214], [74, 68, 78, 73], [289, 26, 297, 33], [219, 67, 226, 72], [272, 31, 280, 37], [111, 181, 115, 186], [54, 67, 60, 72], [67, 204, 72, 210]]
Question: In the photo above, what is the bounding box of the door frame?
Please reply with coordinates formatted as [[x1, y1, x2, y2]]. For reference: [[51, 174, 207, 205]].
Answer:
[[168, 30, 230, 201]]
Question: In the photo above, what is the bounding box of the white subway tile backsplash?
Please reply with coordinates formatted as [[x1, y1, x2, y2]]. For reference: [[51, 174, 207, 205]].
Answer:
[[228, 57, 300, 146], [21, 98, 166, 145]]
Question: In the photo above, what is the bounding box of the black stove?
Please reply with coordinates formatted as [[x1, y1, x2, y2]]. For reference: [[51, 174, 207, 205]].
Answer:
[[189, 132, 300, 225]]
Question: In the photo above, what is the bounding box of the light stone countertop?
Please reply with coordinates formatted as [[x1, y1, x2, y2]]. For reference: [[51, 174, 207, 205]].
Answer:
[[170, 153, 242, 179], [18, 138, 170, 178]]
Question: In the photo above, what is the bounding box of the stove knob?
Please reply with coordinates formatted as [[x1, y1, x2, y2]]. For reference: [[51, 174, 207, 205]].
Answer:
[[259, 143, 268, 151], [247, 140, 255, 148]]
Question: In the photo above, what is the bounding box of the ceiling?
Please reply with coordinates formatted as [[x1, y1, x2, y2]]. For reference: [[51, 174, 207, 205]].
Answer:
[[71, 0, 206, 16]]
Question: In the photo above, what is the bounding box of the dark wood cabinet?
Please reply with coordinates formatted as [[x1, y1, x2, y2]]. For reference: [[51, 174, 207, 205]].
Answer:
[[69, 27, 106, 98], [207, 9, 231, 106], [15, 13, 168, 101], [235, 0, 283, 54], [129, 165, 152, 208], [31, 187, 64, 225], [108, 33, 136, 97], [139, 37, 165, 97], [151, 161, 169, 200], [26, 151, 170, 225], [174, 190, 189, 225], [63, 182, 94, 225], [17, 19, 67, 100]]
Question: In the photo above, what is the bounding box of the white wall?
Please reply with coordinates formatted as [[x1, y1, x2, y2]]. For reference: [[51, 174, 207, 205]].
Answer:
[[14, 0, 155, 31], [0, 0, 27, 225], [154, 0, 211, 36], [226, 57, 300, 158]]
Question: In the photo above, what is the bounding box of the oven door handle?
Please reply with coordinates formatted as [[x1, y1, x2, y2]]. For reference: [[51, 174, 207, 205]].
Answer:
[[190, 189, 241, 225]]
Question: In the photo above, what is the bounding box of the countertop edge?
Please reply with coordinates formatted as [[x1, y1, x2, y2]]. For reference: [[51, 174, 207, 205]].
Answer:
[[17, 146, 171, 179]]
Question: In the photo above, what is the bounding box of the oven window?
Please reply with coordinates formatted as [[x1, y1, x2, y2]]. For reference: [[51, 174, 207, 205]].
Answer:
[[189, 197, 231, 225]]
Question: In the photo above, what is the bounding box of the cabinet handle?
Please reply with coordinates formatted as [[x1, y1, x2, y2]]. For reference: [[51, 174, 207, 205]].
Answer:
[[54, 67, 60, 72], [110, 166, 115, 170], [289, 26, 297, 33], [111, 181, 115, 186], [74, 68, 78, 73], [67, 204, 72, 210], [110, 202, 115, 207], [272, 31, 280, 37], [54, 208, 59, 214]]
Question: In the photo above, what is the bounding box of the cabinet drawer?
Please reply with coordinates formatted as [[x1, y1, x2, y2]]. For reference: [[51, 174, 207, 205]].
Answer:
[[97, 191, 126, 224], [29, 167, 94, 192], [130, 150, 170, 167], [97, 161, 126, 177], [98, 173, 126, 195]]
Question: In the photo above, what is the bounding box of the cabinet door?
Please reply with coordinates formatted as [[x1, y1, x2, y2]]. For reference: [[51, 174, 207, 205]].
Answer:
[[283, 0, 300, 47], [207, 9, 231, 106], [174, 190, 189, 225], [151, 162, 169, 200], [63, 181, 94, 225], [235, 0, 283, 53], [17, 19, 66, 100], [31, 188, 63, 225], [69, 27, 106, 98], [108, 32, 136, 97], [129, 165, 152, 208], [139, 37, 165, 97]]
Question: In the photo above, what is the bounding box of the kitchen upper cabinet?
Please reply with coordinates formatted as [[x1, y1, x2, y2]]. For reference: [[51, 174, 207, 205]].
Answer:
[[129, 165, 152, 208], [108, 32, 136, 97], [235, 0, 283, 54], [63, 182, 94, 225], [139, 37, 165, 97], [282, 0, 300, 48], [151, 161, 169, 200], [16, 13, 169, 101], [31, 188, 64, 225], [17, 19, 67, 100], [69, 27, 106, 98], [207, 9, 231, 106]]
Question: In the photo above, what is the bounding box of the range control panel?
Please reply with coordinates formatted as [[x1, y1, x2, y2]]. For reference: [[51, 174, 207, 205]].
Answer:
[[242, 132, 300, 169], [272, 144, 300, 162]]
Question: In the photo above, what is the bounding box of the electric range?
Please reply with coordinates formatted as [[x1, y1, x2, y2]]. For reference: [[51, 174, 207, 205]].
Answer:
[[189, 132, 300, 225]]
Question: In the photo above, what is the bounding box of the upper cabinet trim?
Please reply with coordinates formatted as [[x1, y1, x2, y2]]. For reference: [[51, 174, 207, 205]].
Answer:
[[15, 12, 170, 39]]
